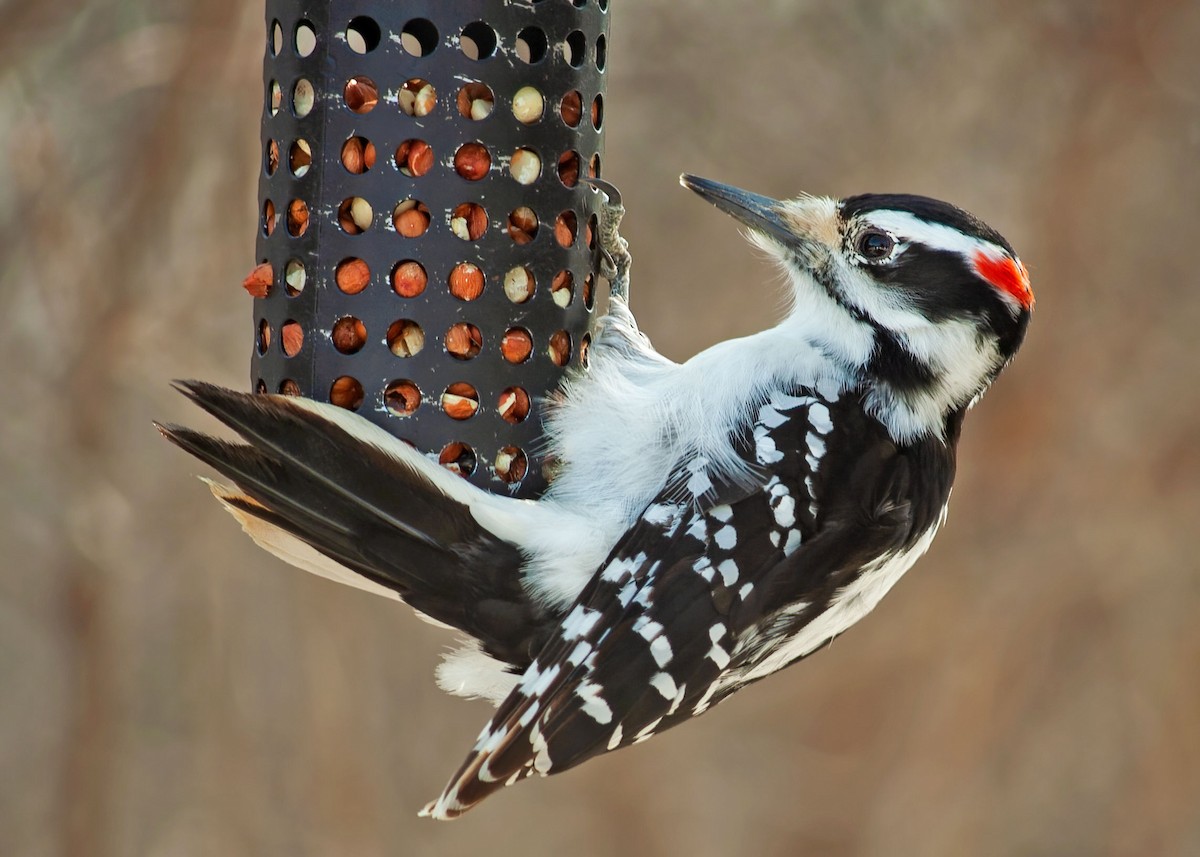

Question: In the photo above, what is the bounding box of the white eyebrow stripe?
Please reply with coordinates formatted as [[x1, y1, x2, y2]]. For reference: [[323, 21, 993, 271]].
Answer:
[[861, 210, 1009, 262]]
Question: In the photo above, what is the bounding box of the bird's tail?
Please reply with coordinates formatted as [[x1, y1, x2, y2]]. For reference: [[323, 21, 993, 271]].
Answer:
[[156, 381, 549, 667]]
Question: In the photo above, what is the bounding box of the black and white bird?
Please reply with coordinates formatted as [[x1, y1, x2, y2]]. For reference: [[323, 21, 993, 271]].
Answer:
[[158, 175, 1033, 819]]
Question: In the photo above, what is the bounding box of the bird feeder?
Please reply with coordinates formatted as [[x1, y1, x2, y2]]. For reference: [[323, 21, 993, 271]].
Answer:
[[251, 1, 610, 497]]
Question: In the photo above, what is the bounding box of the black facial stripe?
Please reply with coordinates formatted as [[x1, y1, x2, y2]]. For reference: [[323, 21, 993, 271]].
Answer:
[[868, 329, 936, 393], [791, 249, 873, 326], [872, 245, 998, 323], [839, 193, 1016, 257]]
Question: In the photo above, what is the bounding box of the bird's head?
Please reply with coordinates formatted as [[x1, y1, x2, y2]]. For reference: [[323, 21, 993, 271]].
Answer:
[[682, 174, 1033, 440]]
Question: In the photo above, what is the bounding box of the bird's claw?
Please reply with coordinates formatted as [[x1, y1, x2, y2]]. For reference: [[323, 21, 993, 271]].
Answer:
[[586, 178, 631, 301], [584, 177, 622, 207]]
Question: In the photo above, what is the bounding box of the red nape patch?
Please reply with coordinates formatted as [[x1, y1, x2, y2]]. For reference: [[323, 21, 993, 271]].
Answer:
[[974, 251, 1034, 309]]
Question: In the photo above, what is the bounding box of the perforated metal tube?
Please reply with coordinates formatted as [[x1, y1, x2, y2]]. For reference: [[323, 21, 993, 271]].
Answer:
[[253, 1, 609, 498]]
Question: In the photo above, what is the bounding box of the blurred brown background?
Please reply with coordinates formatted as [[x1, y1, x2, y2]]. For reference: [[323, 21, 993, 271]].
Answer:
[[2, 1, 1199, 855]]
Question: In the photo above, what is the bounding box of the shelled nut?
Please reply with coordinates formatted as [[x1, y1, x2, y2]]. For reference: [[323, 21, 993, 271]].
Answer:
[[512, 86, 544, 123], [338, 197, 372, 234], [243, 262, 273, 298], [330, 375, 365, 410], [282, 321, 304, 357], [560, 90, 582, 127], [445, 322, 482, 360], [392, 260, 427, 297], [552, 270, 574, 308], [454, 143, 491, 181], [510, 148, 540, 185], [557, 151, 580, 187], [548, 329, 571, 366], [448, 263, 485, 300], [450, 202, 488, 241], [393, 200, 430, 237], [438, 441, 476, 476], [554, 210, 577, 247], [332, 317, 367, 354], [384, 379, 421, 416], [344, 76, 379, 113], [396, 139, 433, 177], [387, 319, 425, 357], [457, 82, 495, 120], [399, 79, 436, 117], [503, 266, 535, 303], [335, 258, 370, 294], [287, 199, 310, 236], [441, 382, 479, 420], [506, 206, 538, 244], [494, 446, 528, 484], [502, 327, 533, 364], [498, 387, 531, 424], [341, 136, 376, 174]]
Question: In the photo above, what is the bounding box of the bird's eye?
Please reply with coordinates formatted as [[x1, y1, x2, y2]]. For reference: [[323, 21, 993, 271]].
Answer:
[[856, 230, 895, 260]]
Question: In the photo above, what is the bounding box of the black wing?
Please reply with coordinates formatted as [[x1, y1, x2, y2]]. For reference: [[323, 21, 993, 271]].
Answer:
[[425, 387, 949, 818]]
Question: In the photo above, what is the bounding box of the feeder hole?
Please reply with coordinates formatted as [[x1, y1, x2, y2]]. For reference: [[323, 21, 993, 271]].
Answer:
[[503, 266, 535, 303], [454, 143, 491, 181], [439, 441, 477, 477], [399, 79, 436, 117], [385, 379, 421, 415], [330, 376, 364, 410], [558, 151, 581, 187], [502, 328, 533, 364], [450, 202, 488, 241], [344, 77, 379, 113], [387, 320, 425, 358], [560, 91, 582, 127], [332, 317, 367, 354], [293, 79, 315, 118], [495, 447, 528, 484], [460, 22, 498, 60], [516, 26, 548, 63], [338, 197, 372, 234], [445, 323, 482, 360], [400, 18, 438, 57], [395, 139, 434, 177], [285, 259, 306, 296], [287, 199, 310, 236], [510, 149, 541, 185], [333, 258, 369, 295], [507, 207, 538, 244], [441, 382, 479, 420], [392, 260, 428, 297], [448, 263, 485, 300], [295, 21, 316, 57], [457, 83, 495, 120], [347, 16, 381, 54], [564, 31, 586, 68], [341, 136, 376, 173], [552, 270, 574, 308], [498, 387, 531, 424], [282, 321, 303, 357], [393, 200, 430, 237], [289, 139, 312, 177]]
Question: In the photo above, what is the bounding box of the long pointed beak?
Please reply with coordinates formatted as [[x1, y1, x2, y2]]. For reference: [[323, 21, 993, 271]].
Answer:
[[680, 174, 795, 246]]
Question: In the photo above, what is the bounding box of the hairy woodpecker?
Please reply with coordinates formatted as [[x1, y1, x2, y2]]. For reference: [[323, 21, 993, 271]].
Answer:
[[158, 175, 1033, 819]]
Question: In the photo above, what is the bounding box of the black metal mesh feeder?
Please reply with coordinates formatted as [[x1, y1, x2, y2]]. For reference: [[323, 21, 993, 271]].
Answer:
[[253, 1, 610, 498]]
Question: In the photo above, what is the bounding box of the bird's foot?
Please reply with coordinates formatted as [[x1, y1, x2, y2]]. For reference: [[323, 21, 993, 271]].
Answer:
[[586, 178, 631, 301]]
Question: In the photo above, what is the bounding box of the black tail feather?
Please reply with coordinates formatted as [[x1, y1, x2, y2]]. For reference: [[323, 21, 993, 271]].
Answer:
[[158, 383, 550, 667]]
